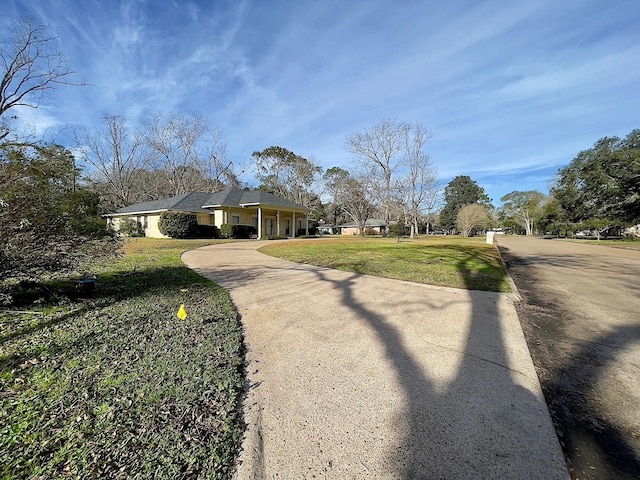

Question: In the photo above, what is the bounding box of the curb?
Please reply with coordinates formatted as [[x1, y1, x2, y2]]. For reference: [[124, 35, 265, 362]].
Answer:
[[493, 238, 523, 302]]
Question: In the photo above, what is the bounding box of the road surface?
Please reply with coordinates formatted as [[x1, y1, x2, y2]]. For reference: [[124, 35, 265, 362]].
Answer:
[[497, 236, 640, 480]]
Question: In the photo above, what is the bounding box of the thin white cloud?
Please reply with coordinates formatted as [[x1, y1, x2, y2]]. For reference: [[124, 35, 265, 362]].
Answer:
[[2, 0, 639, 204]]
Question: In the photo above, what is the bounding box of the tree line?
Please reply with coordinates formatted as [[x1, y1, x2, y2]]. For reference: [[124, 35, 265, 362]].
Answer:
[[2, 17, 639, 300]]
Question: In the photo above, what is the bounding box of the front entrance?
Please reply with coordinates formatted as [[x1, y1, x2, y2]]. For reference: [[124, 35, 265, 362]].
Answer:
[[265, 218, 275, 236]]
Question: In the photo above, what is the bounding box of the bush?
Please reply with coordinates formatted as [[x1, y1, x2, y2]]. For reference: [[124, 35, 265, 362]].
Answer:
[[158, 211, 197, 238], [296, 227, 316, 237], [119, 218, 145, 237], [220, 224, 257, 239], [1, 143, 119, 283], [220, 223, 234, 239], [194, 224, 221, 239], [390, 222, 410, 236]]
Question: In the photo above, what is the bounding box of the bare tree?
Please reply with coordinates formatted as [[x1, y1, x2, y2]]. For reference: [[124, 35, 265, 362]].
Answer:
[[397, 122, 439, 238], [457, 203, 489, 237], [341, 175, 377, 237], [323, 166, 377, 237], [74, 115, 149, 210], [1, 18, 80, 140], [142, 112, 233, 197], [345, 118, 410, 236]]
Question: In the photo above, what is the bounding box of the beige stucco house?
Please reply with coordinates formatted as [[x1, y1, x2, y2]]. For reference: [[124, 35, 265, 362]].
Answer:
[[106, 190, 312, 239], [338, 219, 388, 235]]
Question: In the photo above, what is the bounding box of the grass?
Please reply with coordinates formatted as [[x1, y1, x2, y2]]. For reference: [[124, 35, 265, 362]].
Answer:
[[563, 237, 640, 250], [0, 238, 243, 479], [260, 236, 510, 292], [1, 234, 511, 477]]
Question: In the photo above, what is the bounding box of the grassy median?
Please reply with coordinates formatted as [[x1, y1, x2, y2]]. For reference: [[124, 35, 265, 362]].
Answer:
[[0, 238, 243, 479], [260, 236, 510, 292]]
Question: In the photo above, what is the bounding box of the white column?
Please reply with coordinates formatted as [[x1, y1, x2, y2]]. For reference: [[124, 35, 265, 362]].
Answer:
[[292, 212, 296, 238], [258, 207, 263, 239], [277, 210, 281, 236], [305, 214, 309, 236]]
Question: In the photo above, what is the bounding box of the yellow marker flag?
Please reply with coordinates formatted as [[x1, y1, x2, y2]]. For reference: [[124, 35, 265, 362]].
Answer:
[[177, 304, 187, 320]]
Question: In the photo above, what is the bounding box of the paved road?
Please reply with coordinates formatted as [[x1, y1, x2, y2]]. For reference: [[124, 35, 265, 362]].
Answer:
[[496, 236, 640, 480], [183, 241, 568, 479]]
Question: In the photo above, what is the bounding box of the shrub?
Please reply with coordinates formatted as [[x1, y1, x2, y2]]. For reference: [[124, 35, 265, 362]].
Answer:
[[234, 225, 257, 239], [119, 218, 145, 237], [390, 222, 410, 236], [158, 211, 197, 238], [220, 223, 234, 238], [1, 143, 119, 283], [194, 224, 221, 239], [296, 227, 316, 237], [220, 224, 257, 239]]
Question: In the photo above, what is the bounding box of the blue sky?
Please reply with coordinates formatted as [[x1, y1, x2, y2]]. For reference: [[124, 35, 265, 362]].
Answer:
[[3, 0, 639, 205]]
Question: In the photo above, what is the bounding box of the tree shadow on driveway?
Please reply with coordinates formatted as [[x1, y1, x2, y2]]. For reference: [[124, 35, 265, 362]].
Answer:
[[186, 243, 568, 478]]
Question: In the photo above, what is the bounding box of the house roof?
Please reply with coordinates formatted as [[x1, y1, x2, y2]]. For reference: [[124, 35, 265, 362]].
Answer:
[[112, 191, 214, 215], [202, 189, 309, 211], [110, 189, 311, 216]]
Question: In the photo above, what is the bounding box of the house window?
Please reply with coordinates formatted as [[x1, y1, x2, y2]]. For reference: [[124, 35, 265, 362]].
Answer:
[[232, 215, 240, 225], [285, 219, 290, 235], [200, 213, 214, 225]]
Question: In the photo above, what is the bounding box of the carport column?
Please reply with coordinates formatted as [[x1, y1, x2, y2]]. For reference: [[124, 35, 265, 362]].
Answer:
[[276, 210, 280, 236], [305, 214, 309, 236], [257, 207, 262, 240], [292, 212, 296, 238]]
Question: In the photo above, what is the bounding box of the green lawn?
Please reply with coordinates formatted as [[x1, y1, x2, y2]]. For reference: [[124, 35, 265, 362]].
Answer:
[[260, 236, 510, 292], [564, 237, 640, 250], [0, 238, 243, 480], [1, 234, 511, 478]]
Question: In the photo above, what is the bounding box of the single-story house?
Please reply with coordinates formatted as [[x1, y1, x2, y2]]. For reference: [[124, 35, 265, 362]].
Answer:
[[105, 189, 312, 239], [338, 219, 388, 235]]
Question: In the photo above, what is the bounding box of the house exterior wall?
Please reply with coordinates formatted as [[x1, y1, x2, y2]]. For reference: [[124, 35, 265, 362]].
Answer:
[[145, 215, 168, 238], [340, 226, 382, 235], [341, 226, 361, 235], [110, 212, 214, 238], [209, 208, 253, 228], [110, 207, 309, 239]]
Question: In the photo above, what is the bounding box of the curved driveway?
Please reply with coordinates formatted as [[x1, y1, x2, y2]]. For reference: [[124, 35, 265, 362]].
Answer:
[[182, 241, 568, 479]]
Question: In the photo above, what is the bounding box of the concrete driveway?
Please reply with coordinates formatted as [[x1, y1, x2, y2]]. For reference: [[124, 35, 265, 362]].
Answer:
[[182, 241, 568, 479], [496, 236, 640, 479]]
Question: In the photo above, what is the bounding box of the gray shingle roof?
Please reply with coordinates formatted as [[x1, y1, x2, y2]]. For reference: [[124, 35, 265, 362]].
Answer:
[[114, 192, 214, 214], [112, 189, 310, 215]]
